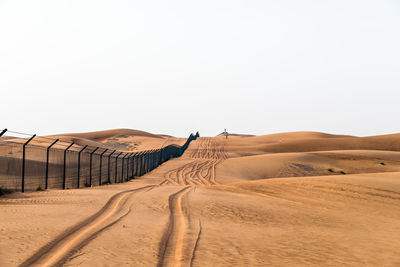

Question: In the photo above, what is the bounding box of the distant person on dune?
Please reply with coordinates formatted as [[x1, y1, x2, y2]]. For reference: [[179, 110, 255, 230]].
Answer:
[[223, 128, 229, 139]]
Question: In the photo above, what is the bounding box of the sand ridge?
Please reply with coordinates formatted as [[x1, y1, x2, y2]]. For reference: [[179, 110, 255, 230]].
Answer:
[[47, 128, 186, 152]]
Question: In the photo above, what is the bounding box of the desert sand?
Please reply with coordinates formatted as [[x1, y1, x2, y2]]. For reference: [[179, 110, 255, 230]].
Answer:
[[50, 128, 187, 151], [1, 130, 400, 266]]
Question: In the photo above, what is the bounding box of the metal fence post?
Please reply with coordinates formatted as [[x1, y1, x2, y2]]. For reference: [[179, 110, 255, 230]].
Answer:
[[145, 152, 149, 173], [136, 152, 140, 176], [77, 145, 88, 189], [136, 152, 141, 176], [141, 152, 146, 175], [128, 153, 134, 180], [142, 152, 147, 175], [125, 153, 129, 181], [99, 149, 108, 186], [127, 153, 132, 179], [0, 128, 7, 136], [115, 152, 122, 183], [126, 153, 132, 181], [45, 139, 59, 190], [137, 152, 143, 176], [152, 150, 155, 170], [21, 134, 36, 192], [149, 150, 153, 171], [145, 152, 149, 174], [150, 151, 153, 171], [155, 149, 159, 167], [152, 150, 155, 169], [89, 147, 99, 187], [63, 142, 74, 190], [131, 153, 135, 177], [160, 148, 164, 164], [121, 153, 128, 182], [108, 150, 116, 184], [131, 152, 137, 178]]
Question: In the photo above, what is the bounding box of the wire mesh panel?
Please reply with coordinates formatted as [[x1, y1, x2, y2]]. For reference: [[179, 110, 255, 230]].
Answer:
[[134, 155, 139, 176], [125, 157, 130, 180], [116, 157, 122, 183], [121, 157, 126, 182], [133, 155, 138, 177], [87, 152, 96, 187], [120, 157, 125, 182], [128, 156, 134, 179], [140, 154, 145, 175], [47, 148, 64, 189], [126, 157, 131, 179], [65, 150, 78, 189], [24, 144, 47, 191], [0, 141, 22, 191], [99, 154, 108, 185], [79, 151, 90, 188], [92, 153, 103, 186], [108, 156, 116, 184], [136, 155, 140, 175]]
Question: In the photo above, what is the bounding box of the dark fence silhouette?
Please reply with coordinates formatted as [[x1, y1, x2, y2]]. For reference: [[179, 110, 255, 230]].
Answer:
[[0, 129, 200, 192]]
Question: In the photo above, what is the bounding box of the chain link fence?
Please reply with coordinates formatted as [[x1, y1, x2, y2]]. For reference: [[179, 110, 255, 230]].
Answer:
[[0, 129, 199, 192]]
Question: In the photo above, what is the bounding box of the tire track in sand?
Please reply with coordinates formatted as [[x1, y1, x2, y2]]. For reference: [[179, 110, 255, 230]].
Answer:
[[158, 186, 199, 267], [161, 138, 228, 186], [20, 185, 155, 267]]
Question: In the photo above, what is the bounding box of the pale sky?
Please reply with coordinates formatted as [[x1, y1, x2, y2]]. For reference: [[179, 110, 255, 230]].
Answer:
[[1, 0, 399, 137]]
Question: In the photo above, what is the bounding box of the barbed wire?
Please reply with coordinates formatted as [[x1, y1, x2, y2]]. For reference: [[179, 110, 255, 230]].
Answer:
[[6, 130, 35, 136]]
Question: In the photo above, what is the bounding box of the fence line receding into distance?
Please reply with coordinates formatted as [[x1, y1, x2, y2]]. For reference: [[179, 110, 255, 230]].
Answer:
[[0, 129, 200, 192]]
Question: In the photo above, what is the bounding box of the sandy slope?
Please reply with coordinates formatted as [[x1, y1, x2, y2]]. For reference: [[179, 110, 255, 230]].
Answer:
[[1, 132, 400, 266], [226, 131, 400, 157], [50, 128, 186, 151], [217, 150, 400, 183], [193, 173, 400, 266], [55, 129, 163, 141]]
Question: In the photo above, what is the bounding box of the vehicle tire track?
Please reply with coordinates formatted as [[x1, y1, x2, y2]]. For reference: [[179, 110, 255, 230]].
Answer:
[[157, 186, 193, 267], [160, 137, 228, 186], [189, 219, 202, 267], [20, 185, 155, 267]]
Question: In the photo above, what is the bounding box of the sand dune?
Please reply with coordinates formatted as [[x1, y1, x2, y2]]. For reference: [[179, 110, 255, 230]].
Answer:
[[1, 131, 400, 266], [54, 128, 163, 141], [218, 150, 400, 183], [1, 128, 180, 152], [205, 172, 400, 266], [226, 131, 400, 157], [48, 128, 185, 152], [217, 132, 255, 137]]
